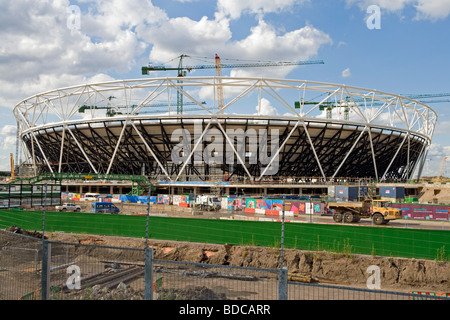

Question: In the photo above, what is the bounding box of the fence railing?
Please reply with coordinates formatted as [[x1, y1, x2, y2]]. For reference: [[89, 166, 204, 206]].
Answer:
[[287, 282, 449, 300], [1, 229, 448, 301]]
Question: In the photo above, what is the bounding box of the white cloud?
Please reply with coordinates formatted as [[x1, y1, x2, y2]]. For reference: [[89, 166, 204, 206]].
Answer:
[[346, 0, 450, 20], [341, 68, 352, 78], [0, 125, 16, 137], [346, 0, 415, 12], [0, 0, 152, 108], [0, 0, 331, 171], [0, 125, 17, 151], [256, 98, 279, 116], [0, 1, 331, 109], [231, 21, 331, 62], [429, 143, 450, 157], [82, 0, 167, 39], [216, 0, 309, 20], [434, 120, 450, 135], [142, 16, 232, 64], [144, 18, 331, 79], [423, 143, 450, 176], [415, 0, 450, 21]]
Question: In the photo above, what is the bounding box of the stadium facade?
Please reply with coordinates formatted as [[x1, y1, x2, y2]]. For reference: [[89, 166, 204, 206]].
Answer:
[[13, 77, 437, 193]]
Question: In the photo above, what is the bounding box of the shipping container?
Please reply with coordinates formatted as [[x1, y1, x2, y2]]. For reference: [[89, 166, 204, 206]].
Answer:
[[334, 186, 358, 201], [379, 186, 405, 199]]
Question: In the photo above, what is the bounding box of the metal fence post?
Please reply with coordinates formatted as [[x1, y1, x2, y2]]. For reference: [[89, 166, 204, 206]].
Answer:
[[278, 267, 288, 300], [41, 240, 51, 300], [144, 247, 153, 300]]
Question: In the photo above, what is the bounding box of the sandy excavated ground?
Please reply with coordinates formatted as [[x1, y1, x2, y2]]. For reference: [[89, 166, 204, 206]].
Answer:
[[418, 184, 450, 204], [48, 231, 450, 295], [2, 226, 449, 300]]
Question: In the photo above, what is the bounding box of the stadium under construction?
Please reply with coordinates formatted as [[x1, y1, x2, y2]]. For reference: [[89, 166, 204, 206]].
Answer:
[[10, 70, 439, 201]]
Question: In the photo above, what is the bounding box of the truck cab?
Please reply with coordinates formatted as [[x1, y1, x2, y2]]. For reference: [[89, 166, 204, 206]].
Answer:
[[196, 195, 221, 211], [371, 200, 402, 225]]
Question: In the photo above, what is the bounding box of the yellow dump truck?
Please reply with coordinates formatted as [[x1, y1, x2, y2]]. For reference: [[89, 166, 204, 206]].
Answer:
[[328, 200, 402, 225]]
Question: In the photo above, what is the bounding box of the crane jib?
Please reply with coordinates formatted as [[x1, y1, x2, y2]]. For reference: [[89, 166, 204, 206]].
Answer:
[[143, 60, 325, 73]]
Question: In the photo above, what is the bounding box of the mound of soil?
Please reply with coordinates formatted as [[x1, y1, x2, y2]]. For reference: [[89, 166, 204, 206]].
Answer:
[[6, 226, 47, 239], [51, 232, 450, 294]]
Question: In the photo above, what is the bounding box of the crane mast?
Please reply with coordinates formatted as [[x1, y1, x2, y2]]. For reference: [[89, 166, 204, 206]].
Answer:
[[215, 54, 224, 112], [438, 157, 447, 181]]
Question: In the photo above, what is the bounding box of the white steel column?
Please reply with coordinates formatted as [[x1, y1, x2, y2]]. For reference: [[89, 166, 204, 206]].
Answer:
[[175, 120, 212, 181], [131, 122, 171, 180], [367, 127, 379, 181], [106, 122, 128, 175], [67, 127, 98, 174], [216, 121, 253, 180], [301, 121, 326, 179], [380, 134, 408, 181], [58, 125, 66, 173], [332, 127, 367, 178], [258, 121, 300, 180], [30, 132, 54, 173]]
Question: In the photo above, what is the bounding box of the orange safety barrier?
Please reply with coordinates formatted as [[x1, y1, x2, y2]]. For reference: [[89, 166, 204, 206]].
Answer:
[[409, 291, 450, 300], [265, 210, 281, 216]]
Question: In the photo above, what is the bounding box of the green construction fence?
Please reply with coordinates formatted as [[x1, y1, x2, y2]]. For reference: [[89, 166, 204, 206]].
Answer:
[[0, 209, 449, 261]]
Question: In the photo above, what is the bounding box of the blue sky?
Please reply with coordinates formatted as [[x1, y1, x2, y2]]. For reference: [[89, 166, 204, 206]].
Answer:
[[0, 0, 449, 176]]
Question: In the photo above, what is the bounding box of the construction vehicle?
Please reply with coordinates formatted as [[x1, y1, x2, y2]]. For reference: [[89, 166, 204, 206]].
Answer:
[[55, 203, 81, 212], [328, 199, 402, 225], [195, 195, 221, 211]]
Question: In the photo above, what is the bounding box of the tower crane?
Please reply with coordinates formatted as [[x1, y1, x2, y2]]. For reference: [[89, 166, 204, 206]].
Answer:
[[437, 156, 447, 181], [295, 92, 450, 120], [142, 54, 324, 114], [78, 101, 207, 117]]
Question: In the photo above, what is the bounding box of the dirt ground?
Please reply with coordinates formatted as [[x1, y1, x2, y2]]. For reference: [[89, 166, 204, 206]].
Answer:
[[3, 202, 450, 299], [2, 225, 449, 300], [47, 230, 450, 295], [416, 183, 450, 205]]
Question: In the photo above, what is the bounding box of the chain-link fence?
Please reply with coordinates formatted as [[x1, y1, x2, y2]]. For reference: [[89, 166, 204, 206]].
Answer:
[[1, 229, 449, 301], [152, 259, 282, 300], [287, 282, 450, 300], [0, 230, 42, 300]]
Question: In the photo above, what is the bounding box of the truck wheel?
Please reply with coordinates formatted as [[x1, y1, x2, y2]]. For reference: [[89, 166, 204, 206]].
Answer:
[[372, 213, 384, 225], [344, 212, 354, 223], [333, 212, 343, 223]]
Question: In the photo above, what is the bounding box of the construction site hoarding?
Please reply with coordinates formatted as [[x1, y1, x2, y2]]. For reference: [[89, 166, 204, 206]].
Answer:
[[390, 203, 449, 221]]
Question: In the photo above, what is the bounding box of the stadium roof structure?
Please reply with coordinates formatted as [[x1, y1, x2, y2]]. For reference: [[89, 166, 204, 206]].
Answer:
[[13, 77, 437, 183]]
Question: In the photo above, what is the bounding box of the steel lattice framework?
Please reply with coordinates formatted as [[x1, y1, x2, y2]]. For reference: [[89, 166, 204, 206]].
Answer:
[[13, 77, 437, 182]]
